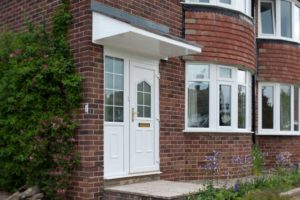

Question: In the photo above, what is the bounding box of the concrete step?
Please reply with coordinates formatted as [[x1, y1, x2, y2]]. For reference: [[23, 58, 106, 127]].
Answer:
[[104, 180, 204, 200]]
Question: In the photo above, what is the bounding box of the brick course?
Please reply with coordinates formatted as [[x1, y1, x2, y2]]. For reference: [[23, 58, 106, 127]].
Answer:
[[184, 9, 256, 72]]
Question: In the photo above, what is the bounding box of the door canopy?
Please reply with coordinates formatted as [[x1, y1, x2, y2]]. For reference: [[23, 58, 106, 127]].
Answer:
[[92, 12, 202, 59]]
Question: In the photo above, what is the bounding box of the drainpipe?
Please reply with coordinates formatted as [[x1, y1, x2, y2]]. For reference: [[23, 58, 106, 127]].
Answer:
[[252, 0, 259, 145]]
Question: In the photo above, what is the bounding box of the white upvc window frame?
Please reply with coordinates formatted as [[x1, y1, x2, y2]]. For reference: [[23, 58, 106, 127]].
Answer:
[[184, 63, 252, 133], [259, 0, 276, 37], [183, 0, 252, 16], [258, 0, 300, 43], [258, 82, 300, 135]]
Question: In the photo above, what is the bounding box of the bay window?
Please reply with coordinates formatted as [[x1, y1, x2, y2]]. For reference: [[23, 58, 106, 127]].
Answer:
[[184, 0, 252, 16], [185, 64, 252, 132], [259, 0, 300, 43], [259, 83, 300, 135]]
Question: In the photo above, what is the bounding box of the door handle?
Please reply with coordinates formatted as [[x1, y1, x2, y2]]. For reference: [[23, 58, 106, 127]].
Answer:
[[132, 108, 138, 122], [131, 108, 137, 122]]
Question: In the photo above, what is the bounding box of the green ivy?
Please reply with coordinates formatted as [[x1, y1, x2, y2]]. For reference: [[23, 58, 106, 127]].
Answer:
[[0, 1, 81, 199]]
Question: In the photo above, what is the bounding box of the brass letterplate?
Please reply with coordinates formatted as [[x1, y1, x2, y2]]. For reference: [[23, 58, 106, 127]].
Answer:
[[138, 123, 150, 128]]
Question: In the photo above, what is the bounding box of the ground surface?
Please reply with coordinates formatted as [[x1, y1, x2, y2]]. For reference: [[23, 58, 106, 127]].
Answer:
[[0, 191, 10, 200]]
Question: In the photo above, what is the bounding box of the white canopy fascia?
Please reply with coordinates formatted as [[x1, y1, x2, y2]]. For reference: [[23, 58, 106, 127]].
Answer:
[[92, 12, 202, 59]]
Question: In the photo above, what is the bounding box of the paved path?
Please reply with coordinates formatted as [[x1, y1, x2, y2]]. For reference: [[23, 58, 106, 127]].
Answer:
[[0, 191, 10, 200], [105, 180, 205, 198]]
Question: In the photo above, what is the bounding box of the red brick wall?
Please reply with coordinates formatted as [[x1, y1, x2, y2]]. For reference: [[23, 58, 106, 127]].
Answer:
[[257, 41, 300, 84], [184, 133, 253, 180], [94, 0, 183, 37], [185, 9, 256, 72], [258, 136, 300, 168]]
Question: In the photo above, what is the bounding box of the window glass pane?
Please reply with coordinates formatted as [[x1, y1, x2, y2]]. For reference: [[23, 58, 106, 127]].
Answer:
[[295, 6, 300, 41], [114, 58, 124, 74], [237, 70, 246, 84], [105, 90, 114, 105], [187, 65, 209, 80], [188, 82, 209, 128], [137, 81, 151, 118], [114, 107, 124, 122], [137, 92, 143, 105], [144, 93, 151, 106], [220, 68, 232, 79], [114, 75, 124, 90], [280, 85, 291, 130], [105, 56, 113, 73], [137, 106, 144, 118], [261, 2, 274, 34], [294, 87, 299, 131], [114, 91, 123, 106], [281, 0, 292, 38], [220, 0, 231, 4], [105, 106, 114, 122], [262, 86, 274, 129], [104, 56, 124, 122], [238, 85, 247, 129], [144, 107, 151, 118], [144, 82, 151, 92], [105, 73, 113, 89], [219, 85, 231, 126]]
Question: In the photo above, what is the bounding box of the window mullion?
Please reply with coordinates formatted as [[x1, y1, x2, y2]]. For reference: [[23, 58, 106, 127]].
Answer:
[[210, 65, 217, 130], [276, 0, 281, 38]]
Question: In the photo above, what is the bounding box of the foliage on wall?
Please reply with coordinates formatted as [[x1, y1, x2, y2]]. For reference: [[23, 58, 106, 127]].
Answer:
[[0, 0, 81, 199]]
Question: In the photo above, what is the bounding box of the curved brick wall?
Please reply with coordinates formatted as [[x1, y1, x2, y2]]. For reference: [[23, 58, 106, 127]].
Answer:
[[184, 133, 253, 179], [184, 6, 256, 72], [258, 136, 300, 168], [257, 40, 300, 84]]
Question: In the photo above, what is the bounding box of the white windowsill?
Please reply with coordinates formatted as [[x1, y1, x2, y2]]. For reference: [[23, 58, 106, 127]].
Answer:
[[257, 131, 300, 136], [104, 171, 162, 180], [257, 35, 300, 45], [181, 2, 253, 18], [183, 129, 253, 133]]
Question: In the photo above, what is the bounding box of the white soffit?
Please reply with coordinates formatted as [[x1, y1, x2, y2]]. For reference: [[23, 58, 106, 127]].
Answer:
[[92, 12, 202, 59]]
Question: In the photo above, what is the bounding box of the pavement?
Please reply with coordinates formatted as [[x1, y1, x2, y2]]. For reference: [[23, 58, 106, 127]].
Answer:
[[0, 191, 10, 200]]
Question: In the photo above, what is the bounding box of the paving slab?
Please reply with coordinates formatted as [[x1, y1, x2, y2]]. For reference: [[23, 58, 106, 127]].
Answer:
[[105, 180, 204, 198], [0, 191, 11, 200]]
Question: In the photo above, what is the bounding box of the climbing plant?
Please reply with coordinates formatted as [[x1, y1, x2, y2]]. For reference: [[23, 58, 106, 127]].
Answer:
[[0, 0, 81, 199]]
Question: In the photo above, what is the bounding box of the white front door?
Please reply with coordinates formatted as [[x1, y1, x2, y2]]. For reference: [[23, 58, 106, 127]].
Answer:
[[129, 62, 159, 173], [104, 52, 159, 179]]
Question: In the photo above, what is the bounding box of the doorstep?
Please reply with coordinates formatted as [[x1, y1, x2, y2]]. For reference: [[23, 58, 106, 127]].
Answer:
[[104, 180, 204, 200]]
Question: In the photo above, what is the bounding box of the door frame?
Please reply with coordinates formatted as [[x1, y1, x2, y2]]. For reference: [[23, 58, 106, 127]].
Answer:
[[103, 48, 160, 179]]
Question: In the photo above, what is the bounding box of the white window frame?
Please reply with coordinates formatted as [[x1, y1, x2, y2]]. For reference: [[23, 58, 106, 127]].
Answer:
[[258, 0, 300, 43], [258, 82, 300, 135], [259, 0, 276, 37], [183, 0, 252, 16], [184, 63, 252, 133]]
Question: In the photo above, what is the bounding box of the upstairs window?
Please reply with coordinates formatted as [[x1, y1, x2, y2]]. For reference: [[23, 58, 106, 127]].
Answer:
[[259, 0, 300, 43], [184, 0, 252, 16], [260, 1, 275, 34]]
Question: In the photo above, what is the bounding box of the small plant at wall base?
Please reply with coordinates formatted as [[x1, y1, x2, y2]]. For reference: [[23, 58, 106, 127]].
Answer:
[[0, 0, 81, 199], [252, 145, 264, 176]]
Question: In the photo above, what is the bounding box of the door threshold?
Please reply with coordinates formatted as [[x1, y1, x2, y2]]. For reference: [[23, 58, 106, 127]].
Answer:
[[104, 171, 162, 180]]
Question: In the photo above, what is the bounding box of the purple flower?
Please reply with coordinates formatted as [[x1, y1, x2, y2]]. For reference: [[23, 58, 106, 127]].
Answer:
[[234, 182, 239, 192]]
